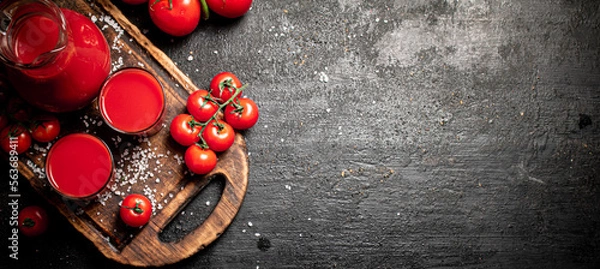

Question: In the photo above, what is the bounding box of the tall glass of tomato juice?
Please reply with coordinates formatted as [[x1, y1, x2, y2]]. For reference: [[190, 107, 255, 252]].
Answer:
[[98, 68, 166, 136], [46, 133, 114, 201]]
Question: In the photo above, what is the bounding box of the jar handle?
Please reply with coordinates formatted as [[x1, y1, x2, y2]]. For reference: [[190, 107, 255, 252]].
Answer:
[[0, 11, 11, 35]]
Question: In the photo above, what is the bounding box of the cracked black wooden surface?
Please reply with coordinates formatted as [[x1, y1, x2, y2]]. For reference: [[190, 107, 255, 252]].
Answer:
[[2, 0, 599, 268]]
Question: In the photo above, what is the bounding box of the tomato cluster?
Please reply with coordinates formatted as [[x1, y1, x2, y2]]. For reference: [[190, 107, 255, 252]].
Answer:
[[0, 80, 61, 155], [170, 72, 259, 175], [123, 0, 253, 37]]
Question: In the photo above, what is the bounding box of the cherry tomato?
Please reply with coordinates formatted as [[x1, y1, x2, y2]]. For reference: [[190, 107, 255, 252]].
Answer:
[[149, 0, 201, 37], [184, 144, 217, 174], [224, 97, 259, 130], [1, 124, 32, 154], [202, 119, 235, 152], [205, 0, 252, 19], [18, 206, 48, 237], [170, 114, 201, 146], [120, 194, 152, 227], [122, 0, 147, 4], [209, 72, 243, 104], [187, 89, 219, 122], [29, 114, 61, 143], [0, 113, 8, 131]]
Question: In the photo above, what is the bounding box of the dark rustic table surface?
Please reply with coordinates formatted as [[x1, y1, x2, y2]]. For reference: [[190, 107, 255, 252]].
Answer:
[[2, 0, 600, 268]]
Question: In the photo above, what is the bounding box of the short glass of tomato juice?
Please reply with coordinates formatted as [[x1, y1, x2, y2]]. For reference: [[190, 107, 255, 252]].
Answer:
[[46, 133, 114, 200], [98, 68, 166, 136]]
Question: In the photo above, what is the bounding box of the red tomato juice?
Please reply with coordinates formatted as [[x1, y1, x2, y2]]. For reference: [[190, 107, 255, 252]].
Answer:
[[7, 8, 111, 112], [99, 68, 165, 135], [46, 134, 113, 199]]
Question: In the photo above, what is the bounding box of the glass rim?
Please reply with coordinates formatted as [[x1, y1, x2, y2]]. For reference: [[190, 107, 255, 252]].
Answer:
[[98, 67, 166, 136], [45, 133, 114, 200], [0, 0, 68, 69]]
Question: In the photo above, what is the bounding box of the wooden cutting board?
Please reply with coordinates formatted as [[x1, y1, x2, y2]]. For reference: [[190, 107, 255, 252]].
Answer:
[[7, 0, 249, 266]]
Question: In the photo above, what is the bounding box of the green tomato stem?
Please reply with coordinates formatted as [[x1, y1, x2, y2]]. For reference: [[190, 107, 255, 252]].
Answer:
[[200, 0, 210, 20], [193, 84, 247, 148]]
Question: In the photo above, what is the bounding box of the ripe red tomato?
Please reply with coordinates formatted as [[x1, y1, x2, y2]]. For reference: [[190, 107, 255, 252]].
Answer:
[[184, 144, 217, 174], [205, 0, 252, 19], [30, 114, 61, 143], [202, 119, 235, 152], [187, 89, 219, 122], [170, 114, 201, 146], [209, 72, 243, 104], [1, 124, 32, 154], [18, 206, 48, 237], [122, 0, 147, 4], [149, 0, 201, 36], [224, 97, 259, 130], [120, 194, 152, 227]]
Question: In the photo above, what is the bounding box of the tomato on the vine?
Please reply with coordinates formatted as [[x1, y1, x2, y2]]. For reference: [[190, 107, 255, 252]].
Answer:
[[29, 114, 60, 143], [0, 124, 32, 154], [18, 206, 48, 237], [202, 119, 235, 152], [205, 0, 253, 19], [224, 97, 259, 130], [187, 89, 219, 122], [184, 144, 217, 174], [209, 72, 243, 104], [120, 194, 152, 227], [149, 0, 201, 37], [170, 114, 201, 146]]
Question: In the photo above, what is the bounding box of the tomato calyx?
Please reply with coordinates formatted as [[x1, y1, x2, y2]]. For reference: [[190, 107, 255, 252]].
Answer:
[[6, 124, 26, 138], [184, 84, 245, 149], [150, 0, 173, 10], [22, 217, 36, 227], [123, 201, 146, 215]]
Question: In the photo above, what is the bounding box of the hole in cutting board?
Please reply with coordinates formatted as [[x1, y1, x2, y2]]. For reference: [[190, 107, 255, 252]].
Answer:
[[158, 175, 225, 243]]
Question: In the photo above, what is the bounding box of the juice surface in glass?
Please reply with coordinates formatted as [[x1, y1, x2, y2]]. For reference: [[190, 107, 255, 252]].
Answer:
[[99, 68, 165, 135], [46, 133, 113, 199], [1, 1, 111, 112]]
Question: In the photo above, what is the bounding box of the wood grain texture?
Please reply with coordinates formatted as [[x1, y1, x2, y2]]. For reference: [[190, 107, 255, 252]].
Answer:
[[2, 0, 600, 268], [5, 0, 248, 266]]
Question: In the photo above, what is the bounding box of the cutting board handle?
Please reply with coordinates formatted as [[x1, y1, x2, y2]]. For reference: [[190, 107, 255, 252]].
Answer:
[[108, 134, 248, 267]]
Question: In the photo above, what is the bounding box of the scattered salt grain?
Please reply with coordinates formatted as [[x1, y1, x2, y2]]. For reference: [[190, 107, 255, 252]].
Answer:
[[248, 222, 253, 227], [187, 55, 194, 61], [318, 72, 329, 83]]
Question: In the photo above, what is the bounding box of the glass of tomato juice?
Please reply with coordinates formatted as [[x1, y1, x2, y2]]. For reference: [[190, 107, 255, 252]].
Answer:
[[98, 68, 166, 136], [46, 133, 114, 200]]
